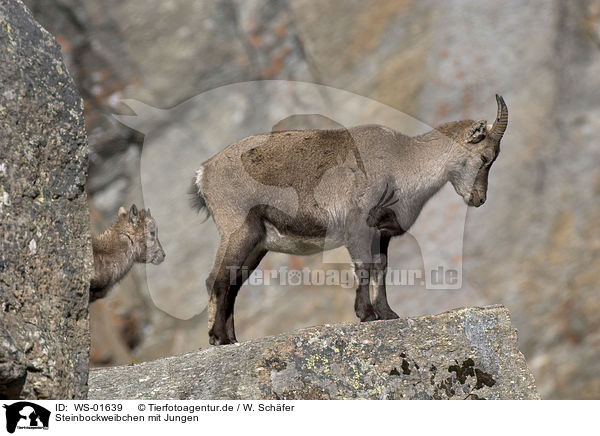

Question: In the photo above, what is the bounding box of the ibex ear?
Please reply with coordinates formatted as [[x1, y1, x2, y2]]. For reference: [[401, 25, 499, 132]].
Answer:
[[465, 120, 487, 144], [118, 206, 127, 217], [146, 208, 152, 217], [129, 204, 139, 223]]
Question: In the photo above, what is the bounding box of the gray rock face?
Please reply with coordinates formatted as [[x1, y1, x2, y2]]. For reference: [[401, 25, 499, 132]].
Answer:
[[89, 306, 539, 399], [0, 0, 92, 399]]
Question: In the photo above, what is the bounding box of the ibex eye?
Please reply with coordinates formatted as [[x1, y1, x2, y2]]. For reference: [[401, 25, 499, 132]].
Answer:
[[481, 155, 490, 165], [150, 231, 156, 237]]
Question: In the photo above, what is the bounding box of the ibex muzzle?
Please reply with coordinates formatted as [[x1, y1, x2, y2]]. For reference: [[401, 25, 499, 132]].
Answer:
[[191, 95, 507, 345]]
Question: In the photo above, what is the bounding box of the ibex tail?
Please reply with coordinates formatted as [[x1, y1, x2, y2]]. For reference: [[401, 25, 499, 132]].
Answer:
[[189, 168, 210, 223]]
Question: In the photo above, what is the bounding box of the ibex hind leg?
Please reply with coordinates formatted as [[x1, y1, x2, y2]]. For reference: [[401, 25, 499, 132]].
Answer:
[[224, 244, 267, 342], [207, 218, 265, 345]]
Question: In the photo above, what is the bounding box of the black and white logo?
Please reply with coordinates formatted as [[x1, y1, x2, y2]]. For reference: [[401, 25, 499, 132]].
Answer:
[[2, 402, 50, 433]]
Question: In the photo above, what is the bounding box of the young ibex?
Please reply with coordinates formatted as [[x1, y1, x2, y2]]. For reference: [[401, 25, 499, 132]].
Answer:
[[90, 205, 165, 302], [191, 95, 508, 345]]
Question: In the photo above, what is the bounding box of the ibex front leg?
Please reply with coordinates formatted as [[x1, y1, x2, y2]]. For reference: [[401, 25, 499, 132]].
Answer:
[[370, 234, 399, 320], [345, 215, 378, 322]]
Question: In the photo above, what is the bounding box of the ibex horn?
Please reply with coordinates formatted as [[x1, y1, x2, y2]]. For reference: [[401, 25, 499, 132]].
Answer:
[[489, 94, 508, 141]]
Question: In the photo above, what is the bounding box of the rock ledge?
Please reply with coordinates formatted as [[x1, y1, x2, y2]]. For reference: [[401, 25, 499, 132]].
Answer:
[[89, 305, 539, 400]]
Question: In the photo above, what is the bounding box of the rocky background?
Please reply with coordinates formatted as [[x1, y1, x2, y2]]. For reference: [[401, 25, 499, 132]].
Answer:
[[22, 0, 600, 399]]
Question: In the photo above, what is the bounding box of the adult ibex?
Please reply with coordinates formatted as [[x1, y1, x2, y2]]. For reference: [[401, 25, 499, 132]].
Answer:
[[191, 95, 508, 345]]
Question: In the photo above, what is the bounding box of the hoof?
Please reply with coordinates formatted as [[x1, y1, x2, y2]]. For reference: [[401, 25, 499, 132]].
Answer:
[[209, 335, 234, 346], [375, 308, 399, 320], [357, 308, 378, 322], [209, 328, 235, 346]]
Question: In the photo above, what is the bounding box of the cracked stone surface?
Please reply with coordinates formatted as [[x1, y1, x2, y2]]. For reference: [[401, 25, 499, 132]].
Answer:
[[0, 0, 92, 399], [88, 305, 539, 399]]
